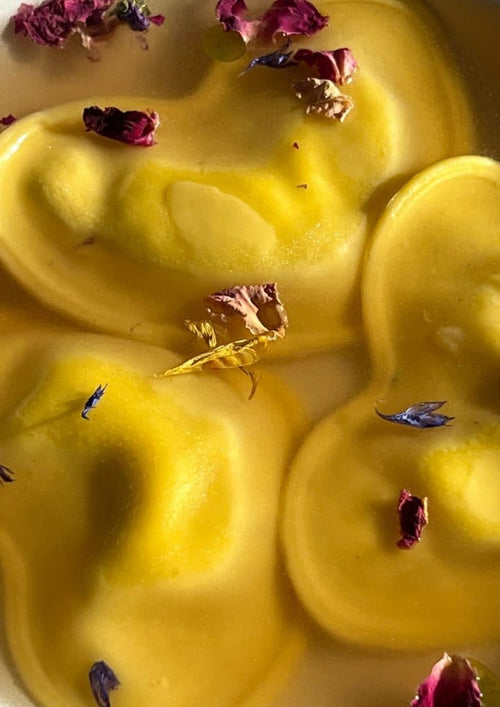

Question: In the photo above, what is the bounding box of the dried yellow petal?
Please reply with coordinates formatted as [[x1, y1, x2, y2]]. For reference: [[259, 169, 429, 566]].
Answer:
[[294, 77, 354, 122]]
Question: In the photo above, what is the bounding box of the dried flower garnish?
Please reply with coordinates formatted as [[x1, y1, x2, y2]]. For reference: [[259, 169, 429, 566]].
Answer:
[[205, 283, 288, 337], [397, 489, 428, 549], [110, 0, 164, 32], [185, 319, 218, 349], [242, 38, 296, 73], [0, 465, 14, 484], [410, 653, 482, 706], [0, 115, 17, 127], [81, 383, 107, 420], [215, 0, 258, 43], [82, 106, 160, 146], [294, 47, 357, 84], [157, 284, 288, 396], [294, 77, 353, 121], [215, 0, 328, 45], [375, 401, 454, 429], [89, 660, 120, 707], [156, 330, 279, 378], [12, 0, 113, 49], [258, 0, 328, 41]]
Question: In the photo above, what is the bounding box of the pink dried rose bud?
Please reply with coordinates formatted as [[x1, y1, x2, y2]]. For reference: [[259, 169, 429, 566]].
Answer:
[[205, 283, 288, 337], [83, 106, 160, 146], [294, 47, 357, 84], [397, 488, 428, 549], [411, 653, 482, 706], [294, 77, 354, 122], [12, 0, 112, 48], [216, 0, 328, 44]]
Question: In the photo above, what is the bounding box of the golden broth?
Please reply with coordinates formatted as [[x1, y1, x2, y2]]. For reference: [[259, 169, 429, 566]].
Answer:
[[0, 0, 499, 705]]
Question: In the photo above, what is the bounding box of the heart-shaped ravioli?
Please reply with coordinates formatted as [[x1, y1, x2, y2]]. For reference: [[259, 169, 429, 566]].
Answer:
[[282, 156, 500, 649]]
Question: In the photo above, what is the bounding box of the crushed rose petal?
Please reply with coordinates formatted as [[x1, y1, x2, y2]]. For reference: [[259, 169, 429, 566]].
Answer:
[[112, 0, 164, 32], [294, 77, 353, 121], [397, 489, 428, 549], [215, 0, 259, 43], [216, 0, 327, 44], [0, 115, 17, 127], [259, 0, 328, 41], [205, 283, 288, 337], [411, 653, 482, 706], [82, 106, 160, 146], [294, 47, 357, 84], [12, 0, 112, 48]]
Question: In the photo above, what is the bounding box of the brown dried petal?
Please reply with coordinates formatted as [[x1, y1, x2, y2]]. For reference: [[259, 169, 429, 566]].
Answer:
[[294, 77, 354, 122], [205, 283, 288, 337]]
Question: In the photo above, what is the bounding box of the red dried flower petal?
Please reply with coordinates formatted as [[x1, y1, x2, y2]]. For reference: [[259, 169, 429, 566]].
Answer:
[[12, 0, 112, 48], [82, 106, 160, 146], [205, 283, 288, 337], [216, 0, 327, 44], [411, 654, 482, 707], [215, 0, 259, 43], [0, 115, 17, 126], [397, 488, 428, 549], [259, 0, 328, 41], [294, 47, 357, 85], [149, 14, 164, 26]]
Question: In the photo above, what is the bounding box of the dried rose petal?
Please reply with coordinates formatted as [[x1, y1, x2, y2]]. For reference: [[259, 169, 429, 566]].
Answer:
[[294, 47, 357, 85], [215, 0, 259, 43], [205, 283, 288, 337], [397, 488, 428, 549], [216, 0, 327, 44], [294, 77, 353, 121], [82, 106, 160, 146], [112, 0, 164, 32], [12, 0, 112, 48], [0, 115, 17, 127], [411, 653, 482, 706], [259, 0, 328, 41]]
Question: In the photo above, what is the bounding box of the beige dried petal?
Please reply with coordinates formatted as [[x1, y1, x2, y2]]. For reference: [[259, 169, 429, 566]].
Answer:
[[205, 283, 288, 337], [294, 77, 354, 122]]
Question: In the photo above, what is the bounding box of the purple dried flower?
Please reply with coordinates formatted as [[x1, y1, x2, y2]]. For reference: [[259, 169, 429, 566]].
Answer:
[[89, 660, 120, 707], [0, 465, 14, 484], [112, 0, 164, 32], [294, 47, 357, 84], [242, 38, 296, 72], [375, 401, 454, 429], [411, 653, 482, 706], [82, 106, 160, 146], [397, 489, 428, 550]]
